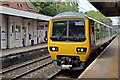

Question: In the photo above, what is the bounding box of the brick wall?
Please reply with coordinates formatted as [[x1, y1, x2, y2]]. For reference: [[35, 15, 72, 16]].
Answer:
[[0, 1, 39, 12]]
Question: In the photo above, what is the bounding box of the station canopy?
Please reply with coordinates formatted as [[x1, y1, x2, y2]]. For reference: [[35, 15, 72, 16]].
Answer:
[[88, 0, 120, 16], [0, 5, 52, 21]]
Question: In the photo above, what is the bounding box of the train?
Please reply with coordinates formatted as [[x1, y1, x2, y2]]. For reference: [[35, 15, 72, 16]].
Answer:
[[48, 12, 116, 70]]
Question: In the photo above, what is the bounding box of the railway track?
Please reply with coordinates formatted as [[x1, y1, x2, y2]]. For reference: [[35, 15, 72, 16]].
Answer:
[[22, 62, 59, 78], [2, 55, 52, 79], [48, 70, 84, 80], [2, 47, 48, 69], [1, 37, 116, 79], [48, 37, 116, 80]]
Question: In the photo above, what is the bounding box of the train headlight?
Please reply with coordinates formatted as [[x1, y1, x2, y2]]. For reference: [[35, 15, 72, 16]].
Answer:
[[50, 47, 58, 51], [52, 47, 56, 51], [76, 47, 87, 52]]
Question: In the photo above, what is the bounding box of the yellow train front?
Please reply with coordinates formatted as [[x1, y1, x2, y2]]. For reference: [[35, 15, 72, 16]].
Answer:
[[48, 12, 114, 70]]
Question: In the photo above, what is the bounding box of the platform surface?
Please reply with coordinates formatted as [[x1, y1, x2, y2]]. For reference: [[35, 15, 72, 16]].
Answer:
[[79, 36, 119, 78], [1, 43, 47, 57]]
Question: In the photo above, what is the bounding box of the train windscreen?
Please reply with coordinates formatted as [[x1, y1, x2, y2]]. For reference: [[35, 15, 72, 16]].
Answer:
[[69, 20, 85, 37], [52, 21, 67, 37], [51, 20, 86, 42]]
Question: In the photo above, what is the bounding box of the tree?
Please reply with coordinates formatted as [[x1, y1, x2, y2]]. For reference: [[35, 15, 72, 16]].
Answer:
[[84, 10, 112, 26], [30, 0, 42, 11], [40, 4, 58, 16], [57, 2, 79, 13], [31, 1, 79, 16], [31, 2, 58, 16]]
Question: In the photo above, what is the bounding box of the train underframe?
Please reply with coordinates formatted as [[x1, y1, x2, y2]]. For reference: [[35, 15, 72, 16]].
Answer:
[[53, 55, 86, 70]]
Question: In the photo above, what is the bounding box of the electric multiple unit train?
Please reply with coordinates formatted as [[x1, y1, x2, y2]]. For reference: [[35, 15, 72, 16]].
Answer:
[[48, 12, 116, 70]]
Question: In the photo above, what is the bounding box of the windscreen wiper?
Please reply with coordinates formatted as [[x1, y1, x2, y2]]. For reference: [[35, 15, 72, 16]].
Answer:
[[69, 29, 78, 39], [58, 28, 67, 38], [69, 30, 86, 41]]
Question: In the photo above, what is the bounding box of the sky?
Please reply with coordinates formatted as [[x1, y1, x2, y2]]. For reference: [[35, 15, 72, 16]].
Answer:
[[78, 0, 119, 25], [78, 0, 98, 12]]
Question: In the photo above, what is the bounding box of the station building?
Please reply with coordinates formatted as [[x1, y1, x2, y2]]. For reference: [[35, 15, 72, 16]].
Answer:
[[0, 1, 52, 49]]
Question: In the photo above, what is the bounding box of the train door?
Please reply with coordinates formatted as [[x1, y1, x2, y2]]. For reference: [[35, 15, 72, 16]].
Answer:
[[90, 20, 96, 48], [108, 28, 110, 38]]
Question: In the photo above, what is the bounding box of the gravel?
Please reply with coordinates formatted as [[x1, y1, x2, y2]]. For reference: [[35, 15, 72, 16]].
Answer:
[[22, 63, 59, 79]]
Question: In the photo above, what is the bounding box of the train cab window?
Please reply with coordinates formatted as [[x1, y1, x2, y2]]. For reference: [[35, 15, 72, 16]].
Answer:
[[52, 21, 67, 37], [69, 20, 85, 37]]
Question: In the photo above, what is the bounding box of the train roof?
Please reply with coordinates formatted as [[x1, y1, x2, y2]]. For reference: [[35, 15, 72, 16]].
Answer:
[[52, 11, 112, 28], [52, 11, 88, 19]]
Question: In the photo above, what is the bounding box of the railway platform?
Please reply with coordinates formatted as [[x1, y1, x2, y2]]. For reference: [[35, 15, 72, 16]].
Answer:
[[78, 36, 119, 78], [1, 43, 47, 57]]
